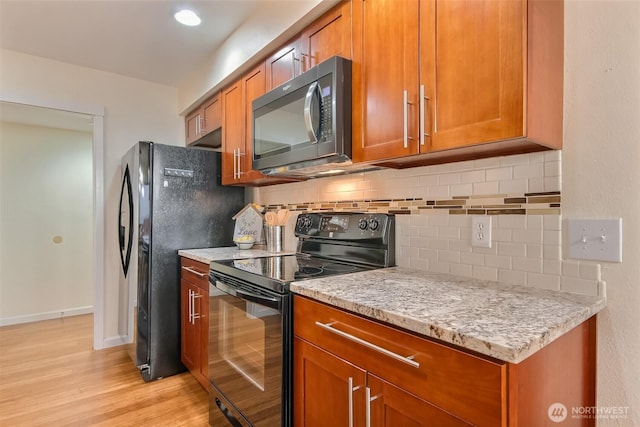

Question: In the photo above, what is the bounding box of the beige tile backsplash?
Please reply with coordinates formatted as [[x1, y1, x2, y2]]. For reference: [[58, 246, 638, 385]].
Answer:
[[254, 151, 604, 297]]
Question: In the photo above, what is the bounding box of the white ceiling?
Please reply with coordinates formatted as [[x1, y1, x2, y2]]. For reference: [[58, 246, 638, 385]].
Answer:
[[0, 0, 268, 87]]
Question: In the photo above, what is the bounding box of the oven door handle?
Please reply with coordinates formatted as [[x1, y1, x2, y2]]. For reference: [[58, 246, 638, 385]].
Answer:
[[236, 289, 282, 311], [215, 281, 282, 311]]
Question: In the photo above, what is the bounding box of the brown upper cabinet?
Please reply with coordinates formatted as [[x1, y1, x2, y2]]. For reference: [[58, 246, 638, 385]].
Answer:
[[221, 78, 243, 185], [221, 64, 265, 185], [265, 37, 302, 90], [265, 1, 353, 90], [351, 0, 563, 167], [221, 63, 300, 186], [300, 1, 352, 72], [185, 91, 222, 147]]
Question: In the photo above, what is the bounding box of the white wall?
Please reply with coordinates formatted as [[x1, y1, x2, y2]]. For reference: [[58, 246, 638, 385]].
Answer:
[[0, 48, 182, 345], [0, 122, 93, 323], [564, 0, 640, 424]]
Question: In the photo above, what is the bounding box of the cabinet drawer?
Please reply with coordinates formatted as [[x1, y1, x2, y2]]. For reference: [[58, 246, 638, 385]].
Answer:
[[180, 257, 209, 290], [294, 296, 507, 426]]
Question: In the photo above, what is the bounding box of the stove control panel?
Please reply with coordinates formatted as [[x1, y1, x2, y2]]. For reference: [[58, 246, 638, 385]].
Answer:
[[295, 212, 393, 241]]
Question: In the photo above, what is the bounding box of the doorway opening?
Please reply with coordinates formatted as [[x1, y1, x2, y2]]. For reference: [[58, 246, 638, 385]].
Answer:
[[0, 98, 104, 349]]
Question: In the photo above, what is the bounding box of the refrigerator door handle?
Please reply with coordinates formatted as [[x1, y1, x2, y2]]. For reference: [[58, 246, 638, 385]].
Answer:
[[118, 165, 134, 277]]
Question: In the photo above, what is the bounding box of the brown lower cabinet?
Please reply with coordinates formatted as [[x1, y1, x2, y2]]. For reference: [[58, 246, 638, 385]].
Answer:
[[294, 295, 596, 427], [180, 257, 210, 391]]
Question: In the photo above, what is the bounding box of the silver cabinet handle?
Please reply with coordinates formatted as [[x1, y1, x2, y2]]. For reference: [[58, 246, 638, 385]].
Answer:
[[403, 90, 408, 148], [187, 289, 202, 325], [365, 387, 378, 427], [198, 116, 207, 135], [300, 53, 311, 71], [192, 292, 201, 323], [181, 266, 206, 277], [233, 148, 243, 180], [233, 149, 245, 180], [419, 85, 431, 146], [403, 90, 414, 148], [348, 377, 361, 427], [315, 321, 420, 368], [233, 149, 238, 180], [233, 148, 240, 179], [291, 55, 302, 78]]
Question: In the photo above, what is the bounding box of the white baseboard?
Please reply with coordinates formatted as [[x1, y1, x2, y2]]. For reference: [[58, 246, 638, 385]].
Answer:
[[103, 335, 129, 348], [0, 306, 93, 327]]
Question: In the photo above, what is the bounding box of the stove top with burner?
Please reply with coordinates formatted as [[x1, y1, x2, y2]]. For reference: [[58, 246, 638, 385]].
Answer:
[[209, 254, 375, 293], [209, 212, 395, 294]]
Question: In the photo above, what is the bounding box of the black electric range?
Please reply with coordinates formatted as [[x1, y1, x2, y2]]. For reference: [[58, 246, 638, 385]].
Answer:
[[207, 212, 395, 427]]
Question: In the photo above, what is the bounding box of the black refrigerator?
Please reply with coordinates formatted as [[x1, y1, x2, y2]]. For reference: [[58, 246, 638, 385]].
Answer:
[[117, 141, 244, 381]]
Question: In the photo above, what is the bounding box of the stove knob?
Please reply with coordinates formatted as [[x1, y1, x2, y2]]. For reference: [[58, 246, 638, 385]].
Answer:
[[358, 219, 368, 230], [369, 218, 380, 231], [304, 217, 313, 228]]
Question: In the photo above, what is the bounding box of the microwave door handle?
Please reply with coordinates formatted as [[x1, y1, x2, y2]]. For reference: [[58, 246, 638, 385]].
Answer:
[[304, 81, 320, 143]]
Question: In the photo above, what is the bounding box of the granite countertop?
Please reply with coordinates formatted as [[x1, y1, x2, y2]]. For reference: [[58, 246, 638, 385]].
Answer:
[[290, 267, 606, 364], [178, 246, 296, 264]]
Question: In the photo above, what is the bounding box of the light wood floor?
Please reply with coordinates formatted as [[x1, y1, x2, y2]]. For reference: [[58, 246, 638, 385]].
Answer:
[[0, 314, 209, 426]]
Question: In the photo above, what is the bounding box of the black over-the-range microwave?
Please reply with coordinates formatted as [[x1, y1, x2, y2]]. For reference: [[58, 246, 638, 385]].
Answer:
[[252, 56, 372, 178]]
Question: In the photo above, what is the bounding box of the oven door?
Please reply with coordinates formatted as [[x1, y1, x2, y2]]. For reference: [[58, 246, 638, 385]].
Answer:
[[209, 278, 290, 427]]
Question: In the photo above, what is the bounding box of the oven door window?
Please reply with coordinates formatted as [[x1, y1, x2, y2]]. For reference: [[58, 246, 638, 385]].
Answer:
[[209, 288, 283, 426]]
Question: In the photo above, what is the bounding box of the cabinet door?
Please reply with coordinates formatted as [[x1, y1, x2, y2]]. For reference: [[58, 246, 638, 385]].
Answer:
[[352, 0, 420, 163], [295, 295, 506, 426], [240, 63, 267, 182], [367, 374, 472, 427], [180, 280, 200, 372], [294, 338, 367, 427], [221, 67, 302, 186], [201, 92, 221, 135], [423, 0, 525, 151], [185, 109, 201, 145], [265, 38, 301, 90], [221, 81, 243, 185], [300, 1, 352, 72]]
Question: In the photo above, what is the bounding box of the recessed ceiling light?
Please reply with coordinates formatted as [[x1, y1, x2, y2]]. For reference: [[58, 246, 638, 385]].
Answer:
[[174, 9, 201, 26]]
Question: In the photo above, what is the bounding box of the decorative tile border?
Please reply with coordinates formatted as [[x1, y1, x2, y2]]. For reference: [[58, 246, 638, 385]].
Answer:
[[264, 191, 561, 216]]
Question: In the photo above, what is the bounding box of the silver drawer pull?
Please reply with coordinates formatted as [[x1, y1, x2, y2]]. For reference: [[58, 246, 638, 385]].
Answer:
[[348, 377, 355, 427], [182, 266, 206, 277], [365, 387, 379, 427], [315, 321, 420, 368]]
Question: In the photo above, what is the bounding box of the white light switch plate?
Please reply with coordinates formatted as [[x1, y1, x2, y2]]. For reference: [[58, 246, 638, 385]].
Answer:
[[568, 218, 622, 262], [471, 216, 492, 248]]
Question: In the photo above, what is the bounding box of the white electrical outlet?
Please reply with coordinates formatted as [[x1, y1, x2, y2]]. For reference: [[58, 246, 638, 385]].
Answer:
[[568, 218, 622, 262], [471, 216, 492, 248]]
